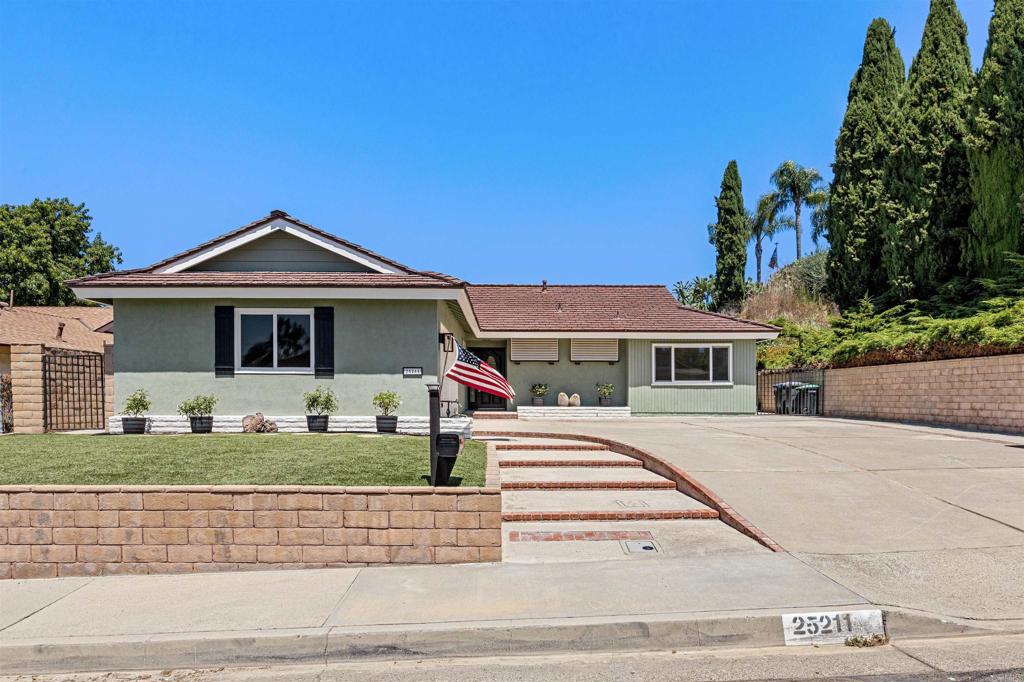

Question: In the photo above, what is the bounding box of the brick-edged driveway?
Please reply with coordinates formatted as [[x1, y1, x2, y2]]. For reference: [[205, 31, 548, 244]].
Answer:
[[488, 416, 1024, 621]]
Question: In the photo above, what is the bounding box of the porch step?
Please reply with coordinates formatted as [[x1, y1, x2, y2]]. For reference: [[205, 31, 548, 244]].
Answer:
[[470, 412, 518, 420], [500, 466, 667, 485], [501, 480, 676, 490], [499, 459, 643, 468], [502, 488, 714, 515], [516, 406, 631, 420], [495, 443, 608, 451], [502, 510, 719, 522]]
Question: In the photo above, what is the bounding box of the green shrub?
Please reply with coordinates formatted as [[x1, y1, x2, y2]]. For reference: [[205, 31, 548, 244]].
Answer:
[[177, 394, 218, 417], [302, 386, 338, 415], [371, 391, 401, 416], [122, 388, 151, 417], [529, 383, 549, 397], [595, 382, 614, 398]]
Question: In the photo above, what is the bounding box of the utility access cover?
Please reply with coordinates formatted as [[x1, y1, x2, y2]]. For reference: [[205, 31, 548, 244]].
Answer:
[[622, 540, 659, 554]]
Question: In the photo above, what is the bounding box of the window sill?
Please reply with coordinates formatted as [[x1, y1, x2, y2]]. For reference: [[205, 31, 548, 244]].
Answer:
[[235, 369, 315, 375], [651, 382, 734, 387]]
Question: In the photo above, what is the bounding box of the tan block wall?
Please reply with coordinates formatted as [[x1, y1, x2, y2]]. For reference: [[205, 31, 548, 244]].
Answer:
[[824, 354, 1024, 434], [0, 485, 502, 579], [10, 344, 44, 434]]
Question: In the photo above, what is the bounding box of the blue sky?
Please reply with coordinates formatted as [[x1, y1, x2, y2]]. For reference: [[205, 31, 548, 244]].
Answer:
[[1, 0, 995, 286]]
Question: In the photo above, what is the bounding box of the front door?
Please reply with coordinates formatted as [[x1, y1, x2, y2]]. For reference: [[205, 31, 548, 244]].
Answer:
[[467, 347, 508, 411]]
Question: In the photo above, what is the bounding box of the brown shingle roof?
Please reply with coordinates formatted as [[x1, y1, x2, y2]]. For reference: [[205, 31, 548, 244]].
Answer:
[[465, 285, 779, 334], [0, 306, 112, 352], [69, 272, 458, 288]]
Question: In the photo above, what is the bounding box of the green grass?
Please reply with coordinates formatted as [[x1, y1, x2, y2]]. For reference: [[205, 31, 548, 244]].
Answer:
[[0, 433, 486, 487]]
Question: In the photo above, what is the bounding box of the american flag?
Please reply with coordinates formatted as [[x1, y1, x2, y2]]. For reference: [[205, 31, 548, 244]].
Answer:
[[445, 342, 516, 401]]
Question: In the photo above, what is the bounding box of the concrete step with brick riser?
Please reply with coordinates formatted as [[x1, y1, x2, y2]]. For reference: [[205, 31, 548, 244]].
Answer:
[[500, 459, 643, 468], [470, 412, 518, 419], [502, 510, 720, 521], [495, 443, 609, 451], [500, 466, 667, 485], [501, 481, 678, 490], [502, 488, 713, 514]]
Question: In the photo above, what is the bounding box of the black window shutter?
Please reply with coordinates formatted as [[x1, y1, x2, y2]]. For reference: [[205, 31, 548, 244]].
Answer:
[[314, 306, 334, 378], [214, 306, 234, 377]]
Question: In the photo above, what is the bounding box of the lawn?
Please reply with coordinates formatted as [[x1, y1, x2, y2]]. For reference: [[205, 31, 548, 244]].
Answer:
[[0, 433, 486, 486]]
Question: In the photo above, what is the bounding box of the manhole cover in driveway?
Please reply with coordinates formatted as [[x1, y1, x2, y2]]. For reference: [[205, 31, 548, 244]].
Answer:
[[615, 499, 650, 508], [622, 540, 659, 554]]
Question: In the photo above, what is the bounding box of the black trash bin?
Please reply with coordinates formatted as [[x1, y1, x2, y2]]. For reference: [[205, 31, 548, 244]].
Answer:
[[800, 384, 820, 415], [773, 381, 804, 414], [434, 432, 464, 486]]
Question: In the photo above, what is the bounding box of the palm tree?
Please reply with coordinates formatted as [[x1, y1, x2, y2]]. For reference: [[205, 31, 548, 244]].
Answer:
[[770, 161, 824, 259], [747, 193, 793, 284], [806, 188, 830, 251]]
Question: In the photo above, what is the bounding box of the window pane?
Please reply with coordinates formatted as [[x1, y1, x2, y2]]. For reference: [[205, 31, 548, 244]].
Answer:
[[712, 347, 730, 382], [277, 314, 311, 368], [674, 347, 709, 381], [240, 315, 273, 368], [654, 347, 672, 382]]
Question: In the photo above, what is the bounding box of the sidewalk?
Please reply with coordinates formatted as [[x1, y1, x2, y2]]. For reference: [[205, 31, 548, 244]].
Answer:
[[0, 551, 1012, 675]]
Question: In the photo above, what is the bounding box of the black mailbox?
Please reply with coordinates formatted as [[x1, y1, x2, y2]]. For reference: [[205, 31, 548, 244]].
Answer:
[[434, 433, 463, 486]]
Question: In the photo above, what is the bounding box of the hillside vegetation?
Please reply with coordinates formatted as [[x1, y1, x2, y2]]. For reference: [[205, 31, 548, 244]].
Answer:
[[751, 253, 1024, 370]]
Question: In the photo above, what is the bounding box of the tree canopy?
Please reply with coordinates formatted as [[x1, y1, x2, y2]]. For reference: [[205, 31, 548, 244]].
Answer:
[[827, 18, 906, 307], [0, 198, 122, 305], [708, 160, 748, 310]]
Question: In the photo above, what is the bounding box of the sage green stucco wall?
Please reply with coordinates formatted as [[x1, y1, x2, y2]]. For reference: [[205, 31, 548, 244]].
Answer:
[[191, 232, 374, 272], [113, 299, 439, 415], [627, 339, 757, 414], [506, 339, 629, 408]]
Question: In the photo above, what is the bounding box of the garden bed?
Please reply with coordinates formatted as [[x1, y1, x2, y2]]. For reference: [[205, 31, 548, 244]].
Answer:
[[0, 434, 486, 486]]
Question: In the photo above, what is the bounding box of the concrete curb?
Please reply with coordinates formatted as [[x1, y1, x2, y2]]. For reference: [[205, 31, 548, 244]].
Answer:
[[0, 607, 1009, 675]]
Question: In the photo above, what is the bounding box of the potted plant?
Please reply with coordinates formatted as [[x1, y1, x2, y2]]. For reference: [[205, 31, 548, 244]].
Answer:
[[303, 385, 337, 433], [177, 394, 218, 433], [529, 383, 549, 407], [596, 382, 614, 407], [371, 391, 401, 433], [121, 388, 150, 434]]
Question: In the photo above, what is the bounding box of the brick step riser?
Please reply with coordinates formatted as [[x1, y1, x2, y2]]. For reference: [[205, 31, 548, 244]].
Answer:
[[471, 413, 519, 420], [501, 482, 677, 490], [499, 460, 643, 468], [494, 444, 609, 451], [502, 510, 720, 522]]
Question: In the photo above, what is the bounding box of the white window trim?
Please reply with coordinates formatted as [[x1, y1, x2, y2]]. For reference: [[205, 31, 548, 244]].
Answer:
[[651, 343, 733, 386], [234, 307, 315, 374]]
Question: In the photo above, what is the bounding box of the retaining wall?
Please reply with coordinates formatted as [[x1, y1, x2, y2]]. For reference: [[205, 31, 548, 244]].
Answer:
[[824, 353, 1024, 434], [0, 485, 501, 579]]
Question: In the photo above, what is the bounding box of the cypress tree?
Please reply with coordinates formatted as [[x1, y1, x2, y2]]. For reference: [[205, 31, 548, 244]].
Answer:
[[828, 19, 906, 307], [882, 0, 975, 296], [709, 160, 748, 310], [964, 0, 1024, 277]]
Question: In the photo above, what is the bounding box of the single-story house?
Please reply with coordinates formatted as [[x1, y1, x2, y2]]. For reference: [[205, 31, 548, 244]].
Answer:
[[69, 210, 778, 427]]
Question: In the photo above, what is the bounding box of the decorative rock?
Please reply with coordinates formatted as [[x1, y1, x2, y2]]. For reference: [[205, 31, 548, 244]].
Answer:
[[242, 412, 278, 433], [568, 393, 581, 407], [557, 392, 569, 407]]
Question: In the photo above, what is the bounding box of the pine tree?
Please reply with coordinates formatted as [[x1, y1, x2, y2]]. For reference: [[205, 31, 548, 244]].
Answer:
[[964, 0, 1024, 277], [882, 0, 975, 297], [828, 19, 906, 307], [708, 160, 748, 310]]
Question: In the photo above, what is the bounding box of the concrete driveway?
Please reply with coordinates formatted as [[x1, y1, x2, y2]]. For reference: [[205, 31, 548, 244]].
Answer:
[[483, 416, 1024, 622]]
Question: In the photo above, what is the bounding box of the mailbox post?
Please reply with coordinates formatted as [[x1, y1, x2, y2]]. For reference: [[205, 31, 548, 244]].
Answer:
[[427, 383, 441, 485]]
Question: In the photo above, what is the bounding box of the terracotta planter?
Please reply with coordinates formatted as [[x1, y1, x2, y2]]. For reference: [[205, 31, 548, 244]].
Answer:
[[121, 417, 147, 435], [189, 416, 213, 433], [531, 396, 545, 406], [376, 415, 398, 433], [306, 415, 329, 432]]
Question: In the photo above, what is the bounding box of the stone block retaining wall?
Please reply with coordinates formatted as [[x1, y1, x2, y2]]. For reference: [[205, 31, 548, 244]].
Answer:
[[824, 353, 1024, 434], [0, 485, 501, 579]]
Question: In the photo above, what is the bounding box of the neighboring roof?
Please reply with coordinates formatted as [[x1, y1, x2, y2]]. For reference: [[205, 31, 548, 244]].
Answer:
[[0, 306, 112, 352], [70, 271, 461, 288], [465, 285, 780, 334], [69, 211, 462, 289]]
